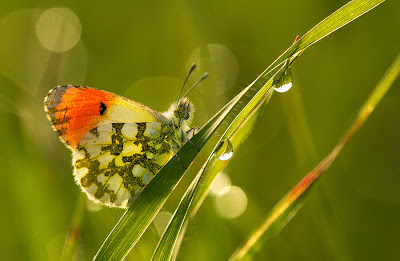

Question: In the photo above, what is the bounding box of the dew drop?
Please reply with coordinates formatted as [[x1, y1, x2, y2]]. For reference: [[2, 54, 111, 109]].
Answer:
[[274, 64, 293, 93], [215, 138, 234, 161]]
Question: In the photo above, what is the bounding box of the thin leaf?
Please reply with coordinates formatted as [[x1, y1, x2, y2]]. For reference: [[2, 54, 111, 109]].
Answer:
[[94, 71, 257, 260], [95, 1, 386, 259], [153, 0, 386, 260], [152, 73, 276, 261], [150, 165, 203, 261], [229, 53, 400, 261], [258, 0, 385, 85]]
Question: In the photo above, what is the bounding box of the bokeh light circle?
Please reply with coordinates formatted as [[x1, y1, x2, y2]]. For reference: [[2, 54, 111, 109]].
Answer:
[[36, 8, 81, 52], [214, 186, 247, 219], [209, 172, 231, 196]]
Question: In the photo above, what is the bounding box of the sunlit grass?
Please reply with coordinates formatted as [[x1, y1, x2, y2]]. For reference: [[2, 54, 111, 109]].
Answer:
[[94, 1, 389, 260]]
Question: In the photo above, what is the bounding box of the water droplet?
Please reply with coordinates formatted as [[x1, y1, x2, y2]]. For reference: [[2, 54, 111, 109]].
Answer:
[[215, 139, 233, 161], [274, 64, 293, 93]]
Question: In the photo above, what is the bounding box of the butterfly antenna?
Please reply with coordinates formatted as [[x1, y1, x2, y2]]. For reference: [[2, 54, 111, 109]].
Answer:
[[178, 63, 197, 102], [182, 72, 209, 99]]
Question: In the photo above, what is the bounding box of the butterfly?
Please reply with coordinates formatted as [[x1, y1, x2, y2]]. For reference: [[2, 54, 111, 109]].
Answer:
[[44, 65, 207, 208]]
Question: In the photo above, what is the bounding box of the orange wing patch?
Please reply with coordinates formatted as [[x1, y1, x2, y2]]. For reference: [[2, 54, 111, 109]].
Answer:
[[44, 85, 115, 149]]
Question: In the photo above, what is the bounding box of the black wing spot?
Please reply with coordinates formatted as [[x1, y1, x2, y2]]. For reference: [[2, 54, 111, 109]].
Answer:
[[100, 102, 107, 115]]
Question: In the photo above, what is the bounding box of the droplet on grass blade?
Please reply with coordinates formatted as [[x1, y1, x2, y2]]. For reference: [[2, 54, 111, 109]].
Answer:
[[274, 62, 293, 93], [215, 138, 233, 161]]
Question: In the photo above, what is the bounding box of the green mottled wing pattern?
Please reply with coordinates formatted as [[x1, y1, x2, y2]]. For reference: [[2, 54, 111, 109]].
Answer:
[[73, 122, 174, 208]]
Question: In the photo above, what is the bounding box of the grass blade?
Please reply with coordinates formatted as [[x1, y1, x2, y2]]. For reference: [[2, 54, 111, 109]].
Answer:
[[257, 0, 385, 84], [152, 74, 275, 261], [152, 1, 386, 260], [297, 0, 385, 51], [94, 1, 386, 259], [93, 70, 257, 261], [228, 53, 400, 261]]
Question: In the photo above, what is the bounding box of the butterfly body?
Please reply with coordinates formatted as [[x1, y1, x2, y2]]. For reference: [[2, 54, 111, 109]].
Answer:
[[44, 85, 193, 208]]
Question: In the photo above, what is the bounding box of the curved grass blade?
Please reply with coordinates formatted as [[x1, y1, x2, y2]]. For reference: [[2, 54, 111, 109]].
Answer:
[[93, 72, 258, 261], [193, 0, 387, 216], [152, 1, 386, 260], [296, 0, 385, 51], [152, 74, 275, 261], [96, 1, 386, 259], [229, 53, 400, 261], [150, 164, 203, 261], [257, 0, 385, 86]]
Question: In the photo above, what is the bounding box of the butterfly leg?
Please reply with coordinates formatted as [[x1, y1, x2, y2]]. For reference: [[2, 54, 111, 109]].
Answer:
[[172, 147, 203, 170], [186, 127, 200, 152], [172, 147, 187, 170], [186, 128, 210, 163], [186, 126, 199, 139]]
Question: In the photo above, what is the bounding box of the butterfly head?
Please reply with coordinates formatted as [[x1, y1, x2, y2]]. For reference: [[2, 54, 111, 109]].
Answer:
[[174, 97, 192, 120], [165, 97, 193, 129], [169, 64, 207, 127], [164, 65, 207, 149]]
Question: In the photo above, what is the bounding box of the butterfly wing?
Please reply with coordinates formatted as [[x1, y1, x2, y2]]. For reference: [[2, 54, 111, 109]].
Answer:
[[73, 122, 174, 208], [44, 85, 167, 149], [44, 85, 174, 208]]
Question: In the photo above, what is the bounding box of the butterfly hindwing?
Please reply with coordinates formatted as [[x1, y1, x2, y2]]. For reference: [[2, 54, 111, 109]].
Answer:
[[72, 122, 174, 208]]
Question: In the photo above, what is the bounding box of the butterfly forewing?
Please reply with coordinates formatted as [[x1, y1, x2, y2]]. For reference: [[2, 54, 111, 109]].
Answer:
[[73, 122, 174, 208], [44, 85, 167, 149], [44, 85, 194, 209]]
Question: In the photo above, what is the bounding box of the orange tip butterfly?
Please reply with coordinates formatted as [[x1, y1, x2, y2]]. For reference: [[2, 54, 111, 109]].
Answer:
[[44, 64, 208, 208]]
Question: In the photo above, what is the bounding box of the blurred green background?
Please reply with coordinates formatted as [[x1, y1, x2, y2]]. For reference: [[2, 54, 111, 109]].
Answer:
[[0, 0, 399, 260]]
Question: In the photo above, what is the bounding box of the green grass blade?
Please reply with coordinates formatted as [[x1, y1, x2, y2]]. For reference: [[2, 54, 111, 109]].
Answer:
[[257, 0, 385, 83], [152, 1, 386, 260], [94, 1, 386, 260], [297, 0, 385, 51], [229, 53, 400, 261], [152, 79, 274, 261], [150, 164, 202, 261], [93, 70, 256, 261]]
